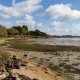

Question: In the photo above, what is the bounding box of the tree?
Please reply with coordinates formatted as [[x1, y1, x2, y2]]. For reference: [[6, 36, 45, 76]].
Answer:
[[0, 25, 8, 37], [27, 31, 35, 35], [8, 27, 19, 36], [22, 25, 28, 35], [13, 26, 22, 35], [22, 25, 28, 32], [22, 27, 26, 35], [35, 29, 41, 36]]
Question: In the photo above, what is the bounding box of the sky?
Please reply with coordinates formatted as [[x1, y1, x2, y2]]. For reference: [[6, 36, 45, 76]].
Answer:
[[0, 0, 80, 35]]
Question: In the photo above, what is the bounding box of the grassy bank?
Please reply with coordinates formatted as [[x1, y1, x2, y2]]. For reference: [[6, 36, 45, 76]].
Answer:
[[0, 37, 11, 39], [8, 39, 80, 52]]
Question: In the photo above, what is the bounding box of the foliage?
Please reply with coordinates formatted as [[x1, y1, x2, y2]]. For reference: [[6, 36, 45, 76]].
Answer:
[[0, 24, 49, 38], [13, 25, 28, 35], [13, 26, 22, 35], [27, 29, 49, 37], [7, 27, 19, 36], [35, 29, 41, 36], [22, 27, 26, 35], [27, 31, 35, 35], [22, 25, 28, 32], [8, 25, 29, 37], [0, 48, 10, 67], [0, 25, 8, 37]]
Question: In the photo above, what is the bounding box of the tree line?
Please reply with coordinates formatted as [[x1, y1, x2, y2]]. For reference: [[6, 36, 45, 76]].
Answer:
[[0, 25, 50, 38]]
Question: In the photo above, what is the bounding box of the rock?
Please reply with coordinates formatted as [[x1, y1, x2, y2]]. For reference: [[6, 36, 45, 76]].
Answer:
[[21, 62, 26, 66], [33, 78, 38, 80], [0, 74, 6, 79], [75, 74, 80, 80], [14, 74, 21, 80]]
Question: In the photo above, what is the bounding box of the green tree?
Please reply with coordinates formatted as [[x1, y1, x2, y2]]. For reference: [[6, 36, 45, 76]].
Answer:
[[13, 26, 22, 35], [27, 31, 35, 35], [22, 25, 28, 32], [22, 27, 26, 35], [0, 25, 8, 37], [8, 27, 19, 36], [35, 29, 41, 36]]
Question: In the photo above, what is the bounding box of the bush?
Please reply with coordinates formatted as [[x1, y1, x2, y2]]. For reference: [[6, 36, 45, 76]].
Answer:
[[0, 25, 8, 37], [0, 48, 10, 67]]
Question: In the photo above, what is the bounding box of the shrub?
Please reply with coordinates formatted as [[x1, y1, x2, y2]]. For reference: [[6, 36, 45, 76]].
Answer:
[[0, 48, 10, 68], [0, 25, 8, 37]]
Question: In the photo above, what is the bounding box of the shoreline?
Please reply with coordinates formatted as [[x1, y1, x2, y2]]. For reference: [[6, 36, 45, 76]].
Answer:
[[3, 46, 80, 80], [7, 50, 66, 80], [1, 38, 80, 80], [0, 38, 66, 80]]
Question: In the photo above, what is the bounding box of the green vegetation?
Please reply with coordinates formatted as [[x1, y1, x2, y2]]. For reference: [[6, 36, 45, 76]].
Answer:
[[0, 48, 10, 68], [55, 70, 75, 80], [27, 29, 50, 38], [8, 39, 80, 52], [0, 24, 50, 38], [0, 25, 8, 37], [7, 25, 28, 37], [0, 37, 10, 39]]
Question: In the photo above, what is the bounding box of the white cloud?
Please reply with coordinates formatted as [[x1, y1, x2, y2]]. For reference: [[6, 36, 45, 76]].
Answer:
[[68, 24, 80, 35], [36, 12, 45, 17], [36, 23, 43, 27], [51, 21, 65, 27], [0, 22, 11, 28], [12, 0, 15, 6], [64, 29, 69, 32], [0, 0, 42, 18], [63, 24, 80, 35], [16, 14, 43, 30], [50, 21, 65, 33], [16, 14, 36, 26], [49, 24, 80, 35], [45, 4, 80, 20]]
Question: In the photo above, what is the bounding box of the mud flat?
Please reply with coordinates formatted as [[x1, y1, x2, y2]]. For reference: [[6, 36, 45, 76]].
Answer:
[[4, 47, 80, 80], [7, 50, 66, 80], [1, 38, 80, 80], [0, 39, 66, 80], [17, 50, 80, 80]]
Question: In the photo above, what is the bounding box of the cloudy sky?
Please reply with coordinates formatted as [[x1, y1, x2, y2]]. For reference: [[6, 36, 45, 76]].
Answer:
[[0, 0, 80, 35]]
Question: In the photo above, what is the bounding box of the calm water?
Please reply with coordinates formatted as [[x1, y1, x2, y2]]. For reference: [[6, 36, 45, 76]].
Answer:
[[35, 38, 80, 46], [55, 38, 80, 41]]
